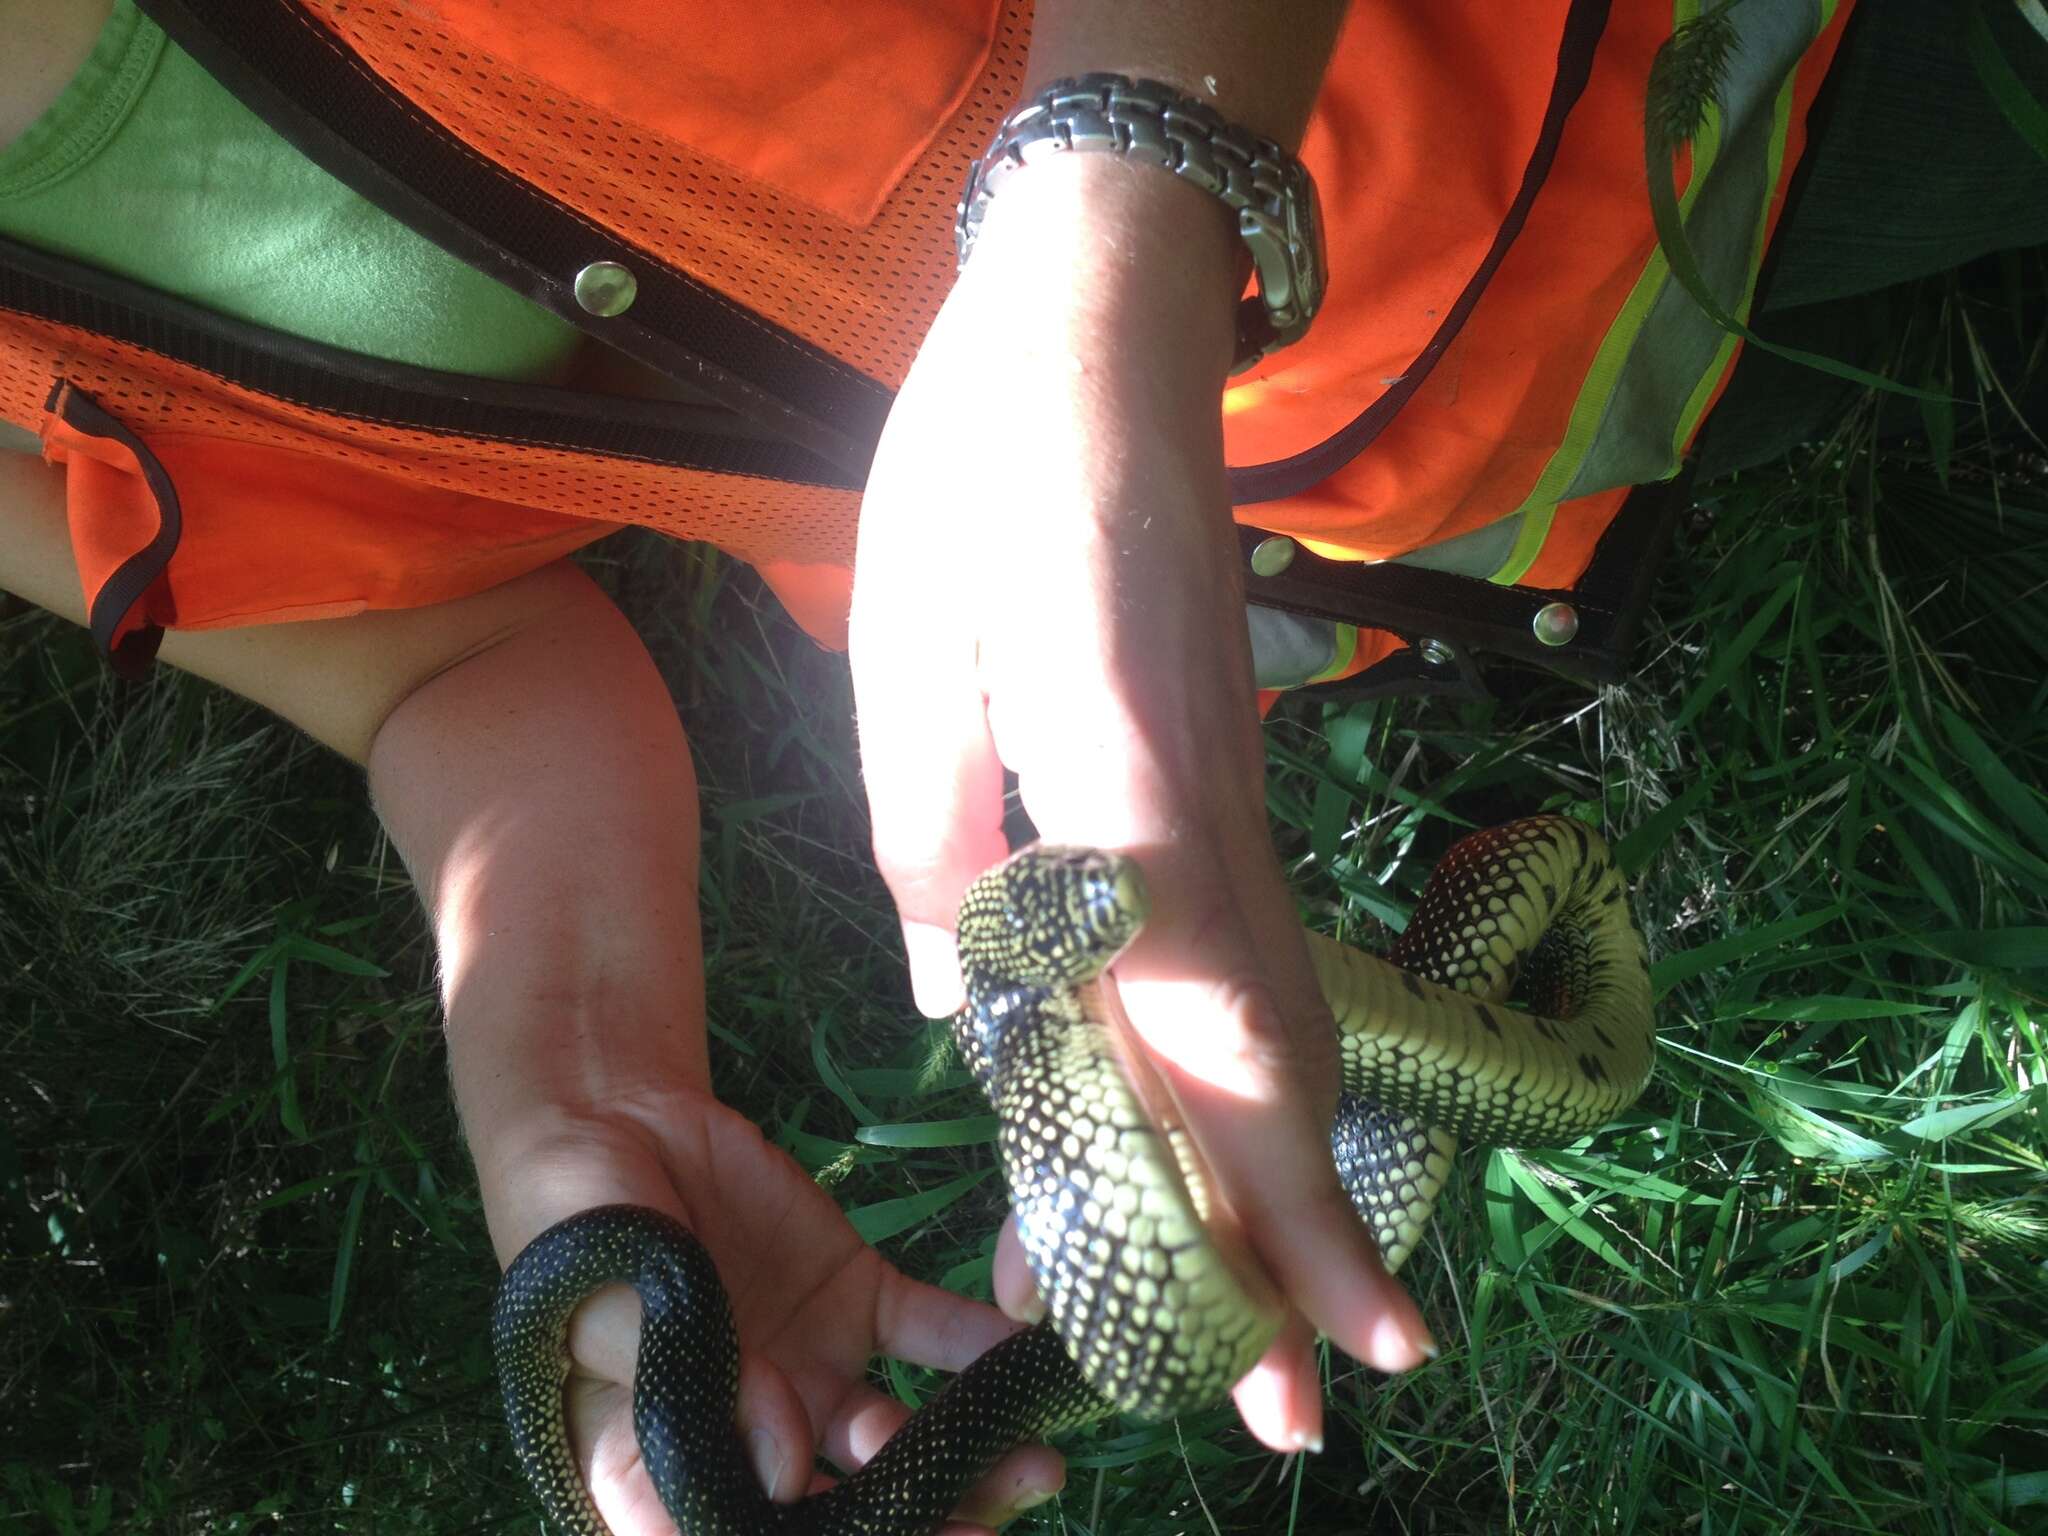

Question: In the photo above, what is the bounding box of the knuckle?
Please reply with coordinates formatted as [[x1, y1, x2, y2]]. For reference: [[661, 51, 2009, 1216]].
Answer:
[[870, 835, 956, 916], [1206, 973, 1340, 1095]]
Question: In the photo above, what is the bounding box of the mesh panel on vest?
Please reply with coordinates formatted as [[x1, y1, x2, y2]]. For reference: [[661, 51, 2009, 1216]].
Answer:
[[301, 0, 1030, 390], [1, 315, 860, 569]]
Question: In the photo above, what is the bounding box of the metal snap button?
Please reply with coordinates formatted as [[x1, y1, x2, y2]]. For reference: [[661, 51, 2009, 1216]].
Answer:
[[1532, 603, 1580, 647], [1249, 535, 1298, 577], [573, 261, 637, 318]]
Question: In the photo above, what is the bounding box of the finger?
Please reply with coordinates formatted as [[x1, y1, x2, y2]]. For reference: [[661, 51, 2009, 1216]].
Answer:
[[819, 1383, 1065, 1521], [1121, 960, 1437, 1378], [1112, 863, 1438, 1380], [991, 1217, 1045, 1324], [1230, 1310, 1323, 1453], [848, 589, 1008, 1020], [868, 1257, 1063, 1524], [564, 1282, 646, 1384], [573, 1292, 823, 1511], [567, 1375, 673, 1536], [735, 1354, 815, 1503], [873, 1266, 1033, 1374], [950, 1450, 1065, 1529], [1207, 847, 1444, 1384]]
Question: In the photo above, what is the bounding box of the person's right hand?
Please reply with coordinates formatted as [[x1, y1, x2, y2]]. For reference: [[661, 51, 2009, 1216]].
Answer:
[[849, 153, 1438, 1458], [480, 1086, 1065, 1535]]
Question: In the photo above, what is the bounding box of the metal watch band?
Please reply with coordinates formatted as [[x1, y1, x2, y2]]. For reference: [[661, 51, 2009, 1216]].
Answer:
[[955, 73, 1328, 372]]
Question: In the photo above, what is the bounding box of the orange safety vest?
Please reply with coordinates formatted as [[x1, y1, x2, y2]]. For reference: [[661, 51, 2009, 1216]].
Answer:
[[0, 0, 1855, 686]]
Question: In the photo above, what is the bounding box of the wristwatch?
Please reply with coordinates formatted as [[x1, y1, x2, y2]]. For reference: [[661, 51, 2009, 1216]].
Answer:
[[955, 73, 1328, 373]]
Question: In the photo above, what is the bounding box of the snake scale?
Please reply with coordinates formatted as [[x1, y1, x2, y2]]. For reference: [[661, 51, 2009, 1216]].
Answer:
[[494, 815, 1654, 1534]]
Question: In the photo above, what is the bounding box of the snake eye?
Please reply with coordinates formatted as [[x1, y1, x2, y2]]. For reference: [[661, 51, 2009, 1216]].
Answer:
[[957, 846, 1150, 987], [1055, 849, 1147, 957]]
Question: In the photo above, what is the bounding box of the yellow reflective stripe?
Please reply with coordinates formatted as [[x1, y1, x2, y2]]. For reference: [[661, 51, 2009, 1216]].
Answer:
[[1671, 34, 1785, 450], [1495, 1, 1720, 584], [1493, 0, 1845, 587], [1303, 623, 1360, 687], [1492, 500, 1548, 585], [1670, 9, 1816, 456]]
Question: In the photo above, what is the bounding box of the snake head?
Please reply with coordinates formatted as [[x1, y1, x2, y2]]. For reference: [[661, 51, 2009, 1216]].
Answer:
[[956, 845, 1149, 988]]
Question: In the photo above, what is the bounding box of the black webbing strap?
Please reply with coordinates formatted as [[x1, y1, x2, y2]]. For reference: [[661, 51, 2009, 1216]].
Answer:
[[0, 235, 860, 487], [1246, 469, 1689, 694], [44, 382, 181, 678], [1228, 0, 1613, 505], [136, 0, 894, 476]]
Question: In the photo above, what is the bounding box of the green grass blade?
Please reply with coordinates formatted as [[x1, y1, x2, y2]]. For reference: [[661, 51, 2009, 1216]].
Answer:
[[1643, 56, 1950, 403], [855, 1115, 1000, 1148], [809, 1013, 877, 1124], [1897, 1091, 2038, 1142], [1938, 705, 2048, 857], [1651, 904, 1844, 996], [269, 959, 307, 1142], [1967, 0, 2048, 162], [1613, 771, 1720, 876], [845, 1168, 992, 1244], [328, 1169, 372, 1335], [1670, 571, 1801, 734], [1483, 1150, 1529, 1269], [281, 935, 388, 978], [1738, 996, 1940, 1022], [1911, 928, 2048, 971], [1497, 1150, 1647, 1281]]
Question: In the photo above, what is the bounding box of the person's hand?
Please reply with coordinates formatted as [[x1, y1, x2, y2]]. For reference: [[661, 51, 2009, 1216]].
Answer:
[[480, 1087, 1064, 1534], [849, 155, 1438, 1455]]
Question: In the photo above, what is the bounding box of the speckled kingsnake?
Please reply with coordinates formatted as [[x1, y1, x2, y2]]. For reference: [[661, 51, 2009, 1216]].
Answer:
[[493, 815, 1654, 1534]]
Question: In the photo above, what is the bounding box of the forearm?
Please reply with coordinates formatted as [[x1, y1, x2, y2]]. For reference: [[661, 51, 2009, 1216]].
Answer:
[[364, 564, 708, 1241], [965, 0, 1348, 464], [855, 4, 1417, 1455], [936, 0, 1357, 768], [0, 441, 611, 765], [4, 450, 711, 1248]]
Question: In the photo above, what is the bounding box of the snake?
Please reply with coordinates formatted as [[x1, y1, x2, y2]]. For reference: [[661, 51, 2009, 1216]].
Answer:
[[493, 815, 1654, 1534]]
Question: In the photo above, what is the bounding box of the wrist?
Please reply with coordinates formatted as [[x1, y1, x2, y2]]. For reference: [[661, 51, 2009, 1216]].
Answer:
[[447, 978, 710, 1155], [955, 154, 1242, 388], [465, 1083, 715, 1262]]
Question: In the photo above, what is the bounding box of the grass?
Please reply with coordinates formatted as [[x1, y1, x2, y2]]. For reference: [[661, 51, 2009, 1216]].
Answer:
[[4, 249, 2046, 1534]]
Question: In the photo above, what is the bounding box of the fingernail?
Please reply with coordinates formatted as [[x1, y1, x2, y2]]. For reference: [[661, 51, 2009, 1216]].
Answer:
[[903, 922, 965, 1018], [999, 1481, 1061, 1520], [1009, 1288, 1047, 1326], [1366, 1315, 1436, 1373], [1289, 1427, 1324, 1455], [1410, 1313, 1441, 1362], [747, 1429, 786, 1499]]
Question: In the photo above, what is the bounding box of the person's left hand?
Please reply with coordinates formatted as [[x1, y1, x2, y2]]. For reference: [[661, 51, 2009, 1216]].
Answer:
[[482, 1086, 1064, 1534]]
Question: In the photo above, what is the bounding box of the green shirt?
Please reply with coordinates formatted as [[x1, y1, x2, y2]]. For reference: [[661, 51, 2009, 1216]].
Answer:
[[0, 0, 585, 381]]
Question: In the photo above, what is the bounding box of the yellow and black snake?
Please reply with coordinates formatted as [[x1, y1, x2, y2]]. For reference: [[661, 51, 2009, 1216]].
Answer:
[[493, 815, 1654, 1534]]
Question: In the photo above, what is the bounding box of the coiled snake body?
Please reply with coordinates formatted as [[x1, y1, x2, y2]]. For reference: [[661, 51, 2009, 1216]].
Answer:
[[494, 816, 1654, 1534]]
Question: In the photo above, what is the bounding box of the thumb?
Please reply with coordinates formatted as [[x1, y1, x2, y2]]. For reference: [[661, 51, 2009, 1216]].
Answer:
[[849, 593, 1008, 1019]]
